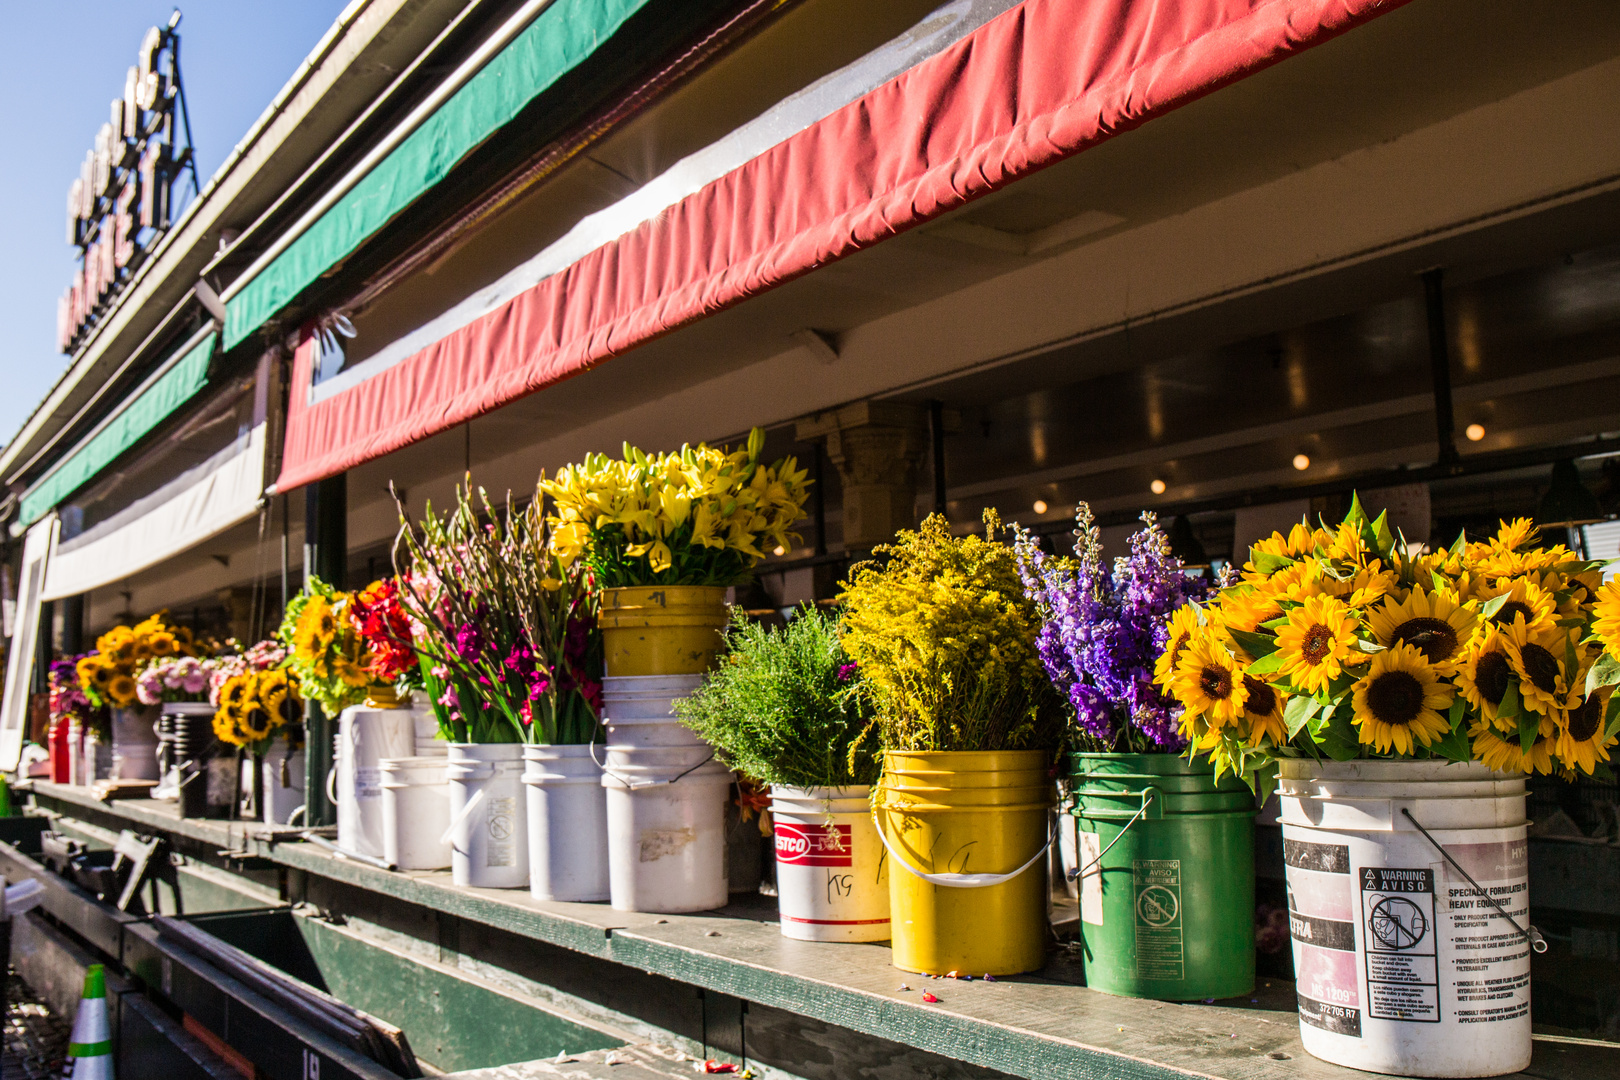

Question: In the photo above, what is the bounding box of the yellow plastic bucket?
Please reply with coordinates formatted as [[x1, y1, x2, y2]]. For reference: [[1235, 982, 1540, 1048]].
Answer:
[[875, 749, 1055, 976], [598, 586, 728, 677]]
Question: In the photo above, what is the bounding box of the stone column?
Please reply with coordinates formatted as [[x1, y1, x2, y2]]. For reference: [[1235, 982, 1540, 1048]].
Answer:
[[796, 402, 931, 552]]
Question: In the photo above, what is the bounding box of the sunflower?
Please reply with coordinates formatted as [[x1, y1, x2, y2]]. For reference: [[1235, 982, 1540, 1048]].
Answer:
[[1365, 587, 1477, 675], [1214, 588, 1282, 638], [1494, 517, 1538, 552], [1351, 643, 1453, 755], [1240, 673, 1287, 748], [1247, 559, 1319, 602], [238, 706, 275, 741], [1248, 523, 1325, 565], [1553, 688, 1616, 776], [1453, 625, 1520, 726], [1592, 580, 1620, 657], [1481, 577, 1557, 634], [1171, 635, 1249, 731], [90, 662, 116, 689], [1503, 622, 1579, 717], [1153, 605, 1203, 691], [147, 632, 177, 657], [259, 671, 291, 714], [1315, 562, 1398, 609], [108, 674, 139, 707], [1274, 594, 1364, 695], [220, 674, 253, 711], [75, 656, 100, 685], [1470, 720, 1555, 775]]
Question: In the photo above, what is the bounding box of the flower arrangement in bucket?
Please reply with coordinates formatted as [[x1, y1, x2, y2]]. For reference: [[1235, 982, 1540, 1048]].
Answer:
[[1013, 506, 1254, 1000], [392, 481, 602, 891], [1160, 498, 1608, 1076], [839, 511, 1062, 975], [209, 640, 304, 823], [676, 607, 886, 940], [541, 428, 810, 677], [77, 612, 201, 710], [279, 576, 376, 718], [49, 658, 108, 782]]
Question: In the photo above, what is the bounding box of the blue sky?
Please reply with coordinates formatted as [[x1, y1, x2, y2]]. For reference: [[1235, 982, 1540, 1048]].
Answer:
[[0, 2, 350, 447]]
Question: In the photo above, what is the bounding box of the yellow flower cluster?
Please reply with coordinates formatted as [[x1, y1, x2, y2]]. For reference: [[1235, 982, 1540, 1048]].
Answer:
[[541, 428, 810, 586], [1160, 498, 1616, 786], [839, 512, 1060, 753], [214, 669, 301, 747], [77, 612, 197, 709], [278, 578, 375, 716]]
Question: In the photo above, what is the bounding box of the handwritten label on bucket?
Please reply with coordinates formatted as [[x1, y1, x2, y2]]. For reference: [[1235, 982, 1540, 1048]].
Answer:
[[1361, 868, 1439, 1023], [775, 823, 852, 867], [1287, 839, 1362, 1037], [1133, 860, 1183, 981]]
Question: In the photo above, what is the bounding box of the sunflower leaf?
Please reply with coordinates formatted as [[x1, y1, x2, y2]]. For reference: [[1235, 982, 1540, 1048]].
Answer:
[[1252, 760, 1280, 805], [1556, 617, 1588, 628], [1497, 679, 1521, 721], [1449, 698, 1465, 729], [1251, 551, 1295, 575], [1430, 570, 1451, 594], [1284, 694, 1320, 737], [1480, 593, 1511, 620], [1228, 628, 1279, 659], [1261, 615, 1290, 630], [1566, 636, 1581, 685], [1517, 707, 1540, 755], [1371, 508, 1395, 559], [1450, 528, 1468, 557], [1592, 760, 1617, 785], [1589, 653, 1620, 697], [1248, 651, 1285, 676], [1605, 694, 1620, 739], [1432, 720, 1473, 763]]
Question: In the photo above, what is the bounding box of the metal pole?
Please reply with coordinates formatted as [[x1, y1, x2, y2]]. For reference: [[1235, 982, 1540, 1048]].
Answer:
[[302, 474, 347, 828], [1422, 268, 1460, 467], [930, 400, 948, 519], [812, 445, 827, 557]]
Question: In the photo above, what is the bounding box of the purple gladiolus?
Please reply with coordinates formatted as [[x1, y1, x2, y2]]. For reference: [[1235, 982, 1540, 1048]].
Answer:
[[1014, 506, 1205, 752]]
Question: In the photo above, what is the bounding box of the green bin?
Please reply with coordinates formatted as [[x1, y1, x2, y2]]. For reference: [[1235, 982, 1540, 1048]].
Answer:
[[1070, 753, 1255, 1000]]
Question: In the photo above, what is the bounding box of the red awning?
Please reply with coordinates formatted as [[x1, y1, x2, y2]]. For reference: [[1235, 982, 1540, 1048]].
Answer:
[[277, 0, 1407, 491]]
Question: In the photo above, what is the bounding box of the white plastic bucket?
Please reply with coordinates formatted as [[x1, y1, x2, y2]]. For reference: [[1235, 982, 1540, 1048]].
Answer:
[[601, 674, 705, 748], [602, 753, 732, 913], [335, 705, 415, 859], [769, 786, 889, 942], [260, 744, 306, 825], [1278, 759, 1531, 1078], [382, 756, 452, 870], [522, 744, 609, 901], [446, 743, 528, 888], [410, 702, 445, 756]]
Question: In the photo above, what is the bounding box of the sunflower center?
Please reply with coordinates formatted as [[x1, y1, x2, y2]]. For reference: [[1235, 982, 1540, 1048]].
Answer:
[[1366, 670, 1425, 726], [1492, 600, 1535, 627], [1243, 676, 1277, 716], [1301, 624, 1334, 664], [1519, 643, 1561, 694], [1393, 618, 1460, 664], [1475, 651, 1512, 705], [1199, 665, 1233, 701], [1169, 633, 1190, 669], [1569, 694, 1603, 742]]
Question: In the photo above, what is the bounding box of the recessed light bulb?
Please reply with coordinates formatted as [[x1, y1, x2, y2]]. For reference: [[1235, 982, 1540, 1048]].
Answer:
[[1292, 454, 1311, 471], [772, 545, 785, 556], [1032, 500, 1048, 515], [1150, 479, 1166, 495], [1465, 423, 1485, 442]]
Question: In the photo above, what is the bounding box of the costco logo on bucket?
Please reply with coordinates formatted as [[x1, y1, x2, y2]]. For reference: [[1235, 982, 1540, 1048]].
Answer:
[[775, 823, 853, 866]]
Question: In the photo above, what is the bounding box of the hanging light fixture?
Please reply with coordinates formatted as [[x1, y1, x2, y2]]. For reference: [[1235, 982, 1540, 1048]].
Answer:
[[1536, 459, 1603, 527]]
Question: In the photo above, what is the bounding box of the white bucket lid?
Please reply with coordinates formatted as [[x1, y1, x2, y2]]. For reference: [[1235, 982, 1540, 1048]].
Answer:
[[602, 674, 705, 697], [380, 756, 449, 783]]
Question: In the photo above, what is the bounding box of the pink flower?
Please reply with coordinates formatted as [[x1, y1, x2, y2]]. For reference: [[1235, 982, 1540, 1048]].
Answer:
[[437, 686, 459, 709]]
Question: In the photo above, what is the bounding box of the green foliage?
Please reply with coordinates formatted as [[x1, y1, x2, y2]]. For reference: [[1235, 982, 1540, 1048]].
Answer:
[[675, 608, 878, 789]]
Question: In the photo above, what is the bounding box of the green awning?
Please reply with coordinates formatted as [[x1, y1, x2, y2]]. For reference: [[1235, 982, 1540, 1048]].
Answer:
[[223, 0, 651, 351], [19, 330, 216, 527]]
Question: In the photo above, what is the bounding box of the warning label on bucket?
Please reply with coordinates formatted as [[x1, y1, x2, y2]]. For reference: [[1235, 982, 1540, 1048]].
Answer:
[[1439, 840, 1531, 1026], [1361, 868, 1439, 1022], [1133, 860, 1183, 981]]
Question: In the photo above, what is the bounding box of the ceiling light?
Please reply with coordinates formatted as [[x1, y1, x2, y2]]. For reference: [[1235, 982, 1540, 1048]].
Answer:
[[1292, 454, 1311, 471], [1150, 479, 1166, 495], [1465, 423, 1485, 442], [1032, 500, 1048, 515], [772, 545, 786, 556]]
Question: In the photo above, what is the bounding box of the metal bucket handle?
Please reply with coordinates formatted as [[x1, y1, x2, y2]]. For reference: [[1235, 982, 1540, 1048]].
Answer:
[[1066, 786, 1160, 882], [588, 723, 715, 790], [1401, 808, 1547, 954]]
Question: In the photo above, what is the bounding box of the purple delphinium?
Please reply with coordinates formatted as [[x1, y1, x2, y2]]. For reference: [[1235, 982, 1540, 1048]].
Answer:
[[1014, 505, 1206, 751]]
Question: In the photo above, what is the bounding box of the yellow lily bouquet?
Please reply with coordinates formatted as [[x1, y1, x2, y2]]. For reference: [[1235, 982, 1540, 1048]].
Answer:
[[540, 427, 811, 587], [77, 611, 199, 710], [1160, 495, 1618, 793]]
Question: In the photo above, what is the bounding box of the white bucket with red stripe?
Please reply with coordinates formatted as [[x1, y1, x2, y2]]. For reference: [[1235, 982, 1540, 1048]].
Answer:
[[769, 786, 889, 942], [1279, 759, 1532, 1078]]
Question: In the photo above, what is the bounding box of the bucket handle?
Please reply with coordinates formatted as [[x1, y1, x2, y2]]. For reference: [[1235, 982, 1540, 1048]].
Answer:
[[441, 787, 486, 849], [872, 810, 1060, 890], [588, 728, 716, 790], [1400, 808, 1547, 954], [1065, 787, 1159, 882]]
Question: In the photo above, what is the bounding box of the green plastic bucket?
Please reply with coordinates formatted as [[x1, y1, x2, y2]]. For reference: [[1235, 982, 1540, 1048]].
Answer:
[[1070, 753, 1255, 1000]]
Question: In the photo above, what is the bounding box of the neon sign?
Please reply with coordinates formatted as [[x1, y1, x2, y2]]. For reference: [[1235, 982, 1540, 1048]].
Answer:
[[57, 13, 196, 355]]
